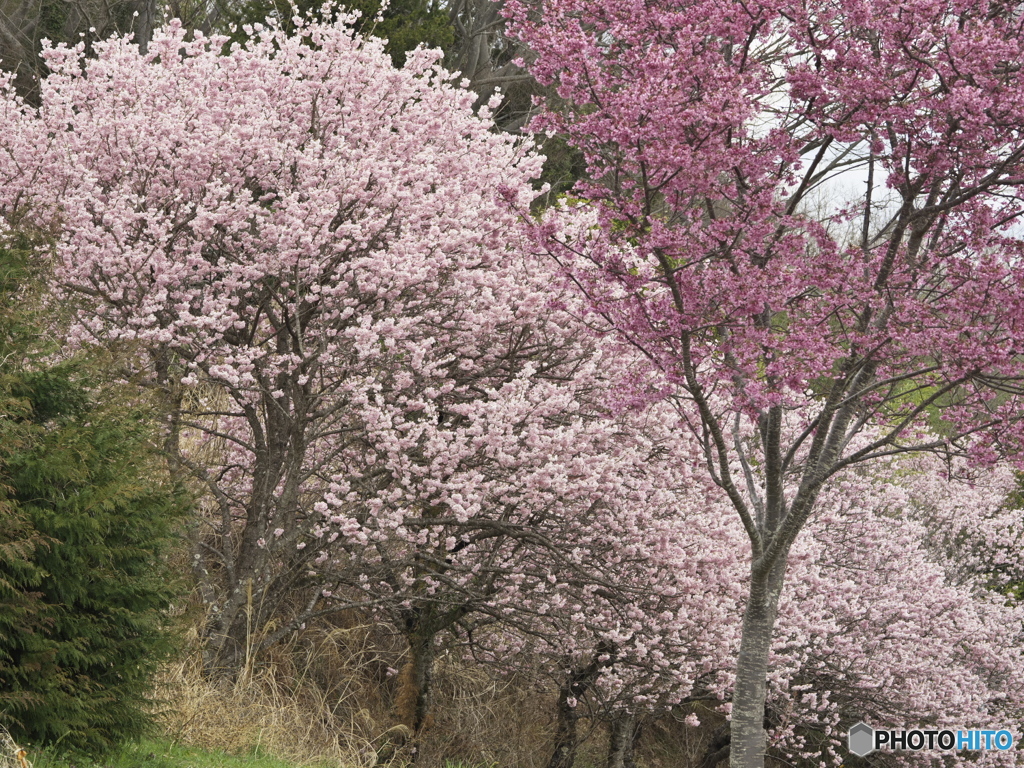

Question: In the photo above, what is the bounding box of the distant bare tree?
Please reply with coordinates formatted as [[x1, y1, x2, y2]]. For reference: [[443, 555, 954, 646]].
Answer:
[[446, 0, 536, 131], [444, 0, 585, 196]]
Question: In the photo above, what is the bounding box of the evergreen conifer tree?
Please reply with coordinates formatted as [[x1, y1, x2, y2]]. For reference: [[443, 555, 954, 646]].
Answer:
[[0, 243, 187, 757]]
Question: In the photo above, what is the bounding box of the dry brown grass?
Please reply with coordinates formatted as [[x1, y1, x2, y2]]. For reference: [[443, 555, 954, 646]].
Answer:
[[155, 618, 562, 768], [417, 656, 555, 768], [155, 606, 708, 768], [157, 620, 397, 767]]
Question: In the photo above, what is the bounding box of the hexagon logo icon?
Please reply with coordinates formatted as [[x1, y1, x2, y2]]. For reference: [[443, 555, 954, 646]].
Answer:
[[848, 721, 875, 756]]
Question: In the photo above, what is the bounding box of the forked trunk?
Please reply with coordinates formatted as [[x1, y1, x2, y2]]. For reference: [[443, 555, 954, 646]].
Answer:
[[548, 684, 583, 768], [547, 650, 611, 768]]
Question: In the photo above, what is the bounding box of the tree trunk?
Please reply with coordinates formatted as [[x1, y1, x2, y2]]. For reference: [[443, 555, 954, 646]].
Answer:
[[607, 712, 640, 768], [547, 650, 611, 768], [200, 580, 253, 678], [701, 722, 731, 768], [729, 559, 787, 768], [396, 630, 436, 734], [132, 0, 157, 53], [548, 682, 583, 768]]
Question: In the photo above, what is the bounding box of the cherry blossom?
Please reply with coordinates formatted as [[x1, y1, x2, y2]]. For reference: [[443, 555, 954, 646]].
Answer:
[[507, 0, 1024, 762]]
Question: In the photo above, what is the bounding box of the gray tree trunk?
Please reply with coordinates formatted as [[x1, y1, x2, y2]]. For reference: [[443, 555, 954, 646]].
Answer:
[[0, 0, 158, 101], [729, 558, 787, 768], [607, 712, 640, 768]]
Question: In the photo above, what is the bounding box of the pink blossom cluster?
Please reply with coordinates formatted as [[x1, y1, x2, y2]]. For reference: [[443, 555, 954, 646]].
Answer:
[[508, 0, 1024, 454], [478, 417, 1024, 766]]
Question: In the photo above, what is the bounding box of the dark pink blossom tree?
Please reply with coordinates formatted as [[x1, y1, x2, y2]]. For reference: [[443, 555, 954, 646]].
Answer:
[[506, 0, 1024, 764]]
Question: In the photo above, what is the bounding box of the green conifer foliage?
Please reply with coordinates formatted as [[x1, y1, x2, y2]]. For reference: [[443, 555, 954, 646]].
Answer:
[[0, 245, 187, 757]]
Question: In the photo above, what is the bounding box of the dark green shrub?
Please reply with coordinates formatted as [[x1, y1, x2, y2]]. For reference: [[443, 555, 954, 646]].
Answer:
[[0, 246, 187, 757]]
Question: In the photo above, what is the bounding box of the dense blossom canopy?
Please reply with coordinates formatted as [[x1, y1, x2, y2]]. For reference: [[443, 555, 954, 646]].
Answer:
[[495, 424, 1024, 766], [509, 0, 1024, 456]]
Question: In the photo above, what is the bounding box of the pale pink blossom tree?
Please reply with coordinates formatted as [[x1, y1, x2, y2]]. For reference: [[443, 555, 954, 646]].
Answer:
[[762, 454, 1024, 767], [0, 16, 586, 689], [0, 18, 733, 743], [489, 438, 1024, 768], [506, 0, 1024, 763], [466, 417, 743, 768]]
